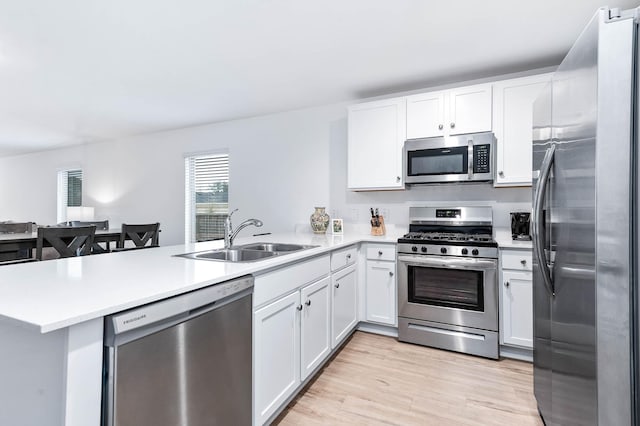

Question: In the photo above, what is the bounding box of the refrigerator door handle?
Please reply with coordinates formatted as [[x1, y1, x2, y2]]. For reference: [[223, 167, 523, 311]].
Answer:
[[532, 144, 556, 296]]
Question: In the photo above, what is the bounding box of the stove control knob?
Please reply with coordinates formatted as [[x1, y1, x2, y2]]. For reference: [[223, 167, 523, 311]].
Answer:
[[412, 246, 418, 252], [440, 247, 447, 254], [472, 249, 479, 256], [461, 248, 468, 255], [421, 246, 427, 253]]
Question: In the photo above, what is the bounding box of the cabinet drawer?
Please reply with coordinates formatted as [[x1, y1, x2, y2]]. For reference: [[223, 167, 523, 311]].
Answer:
[[254, 255, 330, 307], [501, 250, 532, 271], [366, 244, 396, 261], [330, 246, 357, 272]]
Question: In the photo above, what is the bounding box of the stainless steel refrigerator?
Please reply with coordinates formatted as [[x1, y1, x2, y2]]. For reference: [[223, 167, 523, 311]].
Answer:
[[532, 7, 638, 426]]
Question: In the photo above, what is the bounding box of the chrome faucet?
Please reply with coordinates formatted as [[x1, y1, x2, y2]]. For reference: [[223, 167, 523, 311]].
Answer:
[[224, 209, 264, 248]]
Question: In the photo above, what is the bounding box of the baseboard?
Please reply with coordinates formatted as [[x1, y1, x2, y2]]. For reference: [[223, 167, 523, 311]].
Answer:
[[356, 322, 398, 337], [500, 344, 533, 362]]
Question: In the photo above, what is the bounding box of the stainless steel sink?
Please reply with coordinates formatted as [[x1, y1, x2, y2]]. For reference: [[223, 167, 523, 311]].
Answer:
[[176, 242, 318, 263], [239, 242, 316, 252]]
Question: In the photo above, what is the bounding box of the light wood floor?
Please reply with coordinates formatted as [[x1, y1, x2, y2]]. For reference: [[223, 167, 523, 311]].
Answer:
[[274, 331, 543, 425]]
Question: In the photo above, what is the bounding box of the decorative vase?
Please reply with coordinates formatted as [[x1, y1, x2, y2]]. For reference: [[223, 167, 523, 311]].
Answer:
[[310, 207, 330, 234]]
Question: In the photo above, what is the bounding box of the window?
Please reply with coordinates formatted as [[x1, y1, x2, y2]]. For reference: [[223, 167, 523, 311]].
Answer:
[[57, 169, 83, 223], [185, 153, 229, 243]]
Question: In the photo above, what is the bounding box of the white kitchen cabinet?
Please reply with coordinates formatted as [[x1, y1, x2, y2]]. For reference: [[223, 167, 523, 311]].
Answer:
[[331, 263, 357, 348], [493, 73, 552, 186], [253, 292, 301, 425], [500, 249, 533, 348], [366, 256, 396, 326], [406, 83, 492, 139], [347, 97, 406, 190], [300, 276, 331, 380]]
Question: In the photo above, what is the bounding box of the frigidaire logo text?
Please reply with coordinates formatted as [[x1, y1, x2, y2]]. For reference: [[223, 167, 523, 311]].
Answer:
[[123, 314, 146, 324]]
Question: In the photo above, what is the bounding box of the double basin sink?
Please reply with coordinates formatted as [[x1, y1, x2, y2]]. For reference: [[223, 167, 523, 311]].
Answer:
[[177, 242, 318, 263]]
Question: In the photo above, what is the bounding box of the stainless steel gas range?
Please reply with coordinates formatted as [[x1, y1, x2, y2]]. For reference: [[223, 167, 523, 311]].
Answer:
[[397, 206, 499, 359]]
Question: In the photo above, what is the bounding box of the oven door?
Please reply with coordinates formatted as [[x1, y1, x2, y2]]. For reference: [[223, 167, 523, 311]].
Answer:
[[397, 254, 498, 331]]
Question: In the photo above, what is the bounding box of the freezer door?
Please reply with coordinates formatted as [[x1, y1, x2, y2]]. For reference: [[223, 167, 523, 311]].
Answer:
[[531, 80, 553, 424], [549, 16, 598, 423]]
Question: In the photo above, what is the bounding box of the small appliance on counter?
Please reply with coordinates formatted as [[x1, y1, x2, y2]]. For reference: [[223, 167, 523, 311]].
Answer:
[[510, 212, 531, 241]]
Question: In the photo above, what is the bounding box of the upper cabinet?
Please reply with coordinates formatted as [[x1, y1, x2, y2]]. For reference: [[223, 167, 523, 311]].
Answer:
[[492, 73, 552, 187], [347, 98, 406, 191], [406, 83, 492, 139]]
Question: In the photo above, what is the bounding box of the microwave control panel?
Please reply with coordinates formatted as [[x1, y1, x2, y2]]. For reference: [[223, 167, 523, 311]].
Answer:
[[473, 144, 491, 173]]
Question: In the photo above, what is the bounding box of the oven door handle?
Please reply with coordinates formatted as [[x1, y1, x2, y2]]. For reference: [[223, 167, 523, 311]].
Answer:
[[397, 254, 497, 271]]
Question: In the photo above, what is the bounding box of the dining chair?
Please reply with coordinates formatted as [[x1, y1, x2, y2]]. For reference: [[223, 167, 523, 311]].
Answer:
[[0, 222, 36, 264], [115, 223, 160, 251], [70, 220, 110, 253], [36, 226, 96, 260]]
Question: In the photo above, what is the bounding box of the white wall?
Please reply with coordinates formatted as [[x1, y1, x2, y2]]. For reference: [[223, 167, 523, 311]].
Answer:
[[0, 104, 344, 245], [0, 70, 544, 245]]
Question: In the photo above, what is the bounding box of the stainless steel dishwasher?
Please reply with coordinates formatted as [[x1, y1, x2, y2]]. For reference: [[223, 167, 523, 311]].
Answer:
[[102, 275, 253, 426]]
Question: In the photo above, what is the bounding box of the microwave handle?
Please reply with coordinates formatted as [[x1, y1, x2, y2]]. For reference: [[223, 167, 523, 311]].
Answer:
[[467, 140, 474, 180]]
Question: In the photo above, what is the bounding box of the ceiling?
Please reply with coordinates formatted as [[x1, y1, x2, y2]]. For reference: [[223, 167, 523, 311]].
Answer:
[[0, 0, 638, 157]]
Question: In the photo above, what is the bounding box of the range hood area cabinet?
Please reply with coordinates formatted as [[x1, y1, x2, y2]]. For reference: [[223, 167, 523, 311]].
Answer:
[[492, 73, 552, 187], [347, 98, 406, 191], [405, 83, 492, 139], [347, 73, 550, 190]]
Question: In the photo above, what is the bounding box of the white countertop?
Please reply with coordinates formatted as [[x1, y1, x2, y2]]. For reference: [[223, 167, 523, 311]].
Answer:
[[495, 227, 533, 250], [0, 231, 401, 333]]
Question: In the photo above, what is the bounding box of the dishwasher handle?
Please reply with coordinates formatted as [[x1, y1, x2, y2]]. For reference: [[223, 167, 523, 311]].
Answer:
[[105, 275, 253, 344]]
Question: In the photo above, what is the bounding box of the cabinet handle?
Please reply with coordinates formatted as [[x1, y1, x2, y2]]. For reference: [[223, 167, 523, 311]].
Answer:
[[499, 171, 504, 177], [335, 283, 340, 288], [297, 305, 303, 311], [438, 124, 443, 130], [450, 122, 455, 129], [396, 176, 401, 182], [504, 281, 510, 287], [521, 259, 527, 266], [346, 254, 352, 260], [389, 271, 394, 277], [378, 250, 383, 256], [305, 300, 311, 306]]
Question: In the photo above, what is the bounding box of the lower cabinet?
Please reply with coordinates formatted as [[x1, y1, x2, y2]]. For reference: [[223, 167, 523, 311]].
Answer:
[[500, 249, 533, 348], [253, 275, 331, 425], [331, 263, 357, 348], [300, 277, 331, 379], [365, 257, 396, 326], [253, 292, 300, 425]]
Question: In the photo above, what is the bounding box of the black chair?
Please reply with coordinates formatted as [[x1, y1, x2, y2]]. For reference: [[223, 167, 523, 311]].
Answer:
[[0, 222, 35, 264], [36, 226, 96, 260], [115, 223, 160, 251], [70, 220, 110, 253]]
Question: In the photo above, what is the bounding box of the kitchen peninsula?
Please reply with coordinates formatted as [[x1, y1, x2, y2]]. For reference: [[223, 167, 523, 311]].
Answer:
[[0, 231, 399, 426]]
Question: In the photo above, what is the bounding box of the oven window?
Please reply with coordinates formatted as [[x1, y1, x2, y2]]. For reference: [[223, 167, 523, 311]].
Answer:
[[408, 265, 484, 311], [408, 146, 468, 176]]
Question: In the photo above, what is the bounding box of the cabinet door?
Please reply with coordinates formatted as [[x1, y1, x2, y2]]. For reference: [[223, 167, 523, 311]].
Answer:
[[501, 269, 533, 348], [366, 260, 396, 325], [493, 74, 552, 186], [300, 277, 331, 380], [254, 292, 301, 425], [331, 264, 357, 348], [448, 83, 492, 135], [406, 91, 446, 139], [347, 98, 406, 190]]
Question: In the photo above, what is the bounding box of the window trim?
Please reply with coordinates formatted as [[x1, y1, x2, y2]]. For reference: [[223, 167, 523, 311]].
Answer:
[[184, 150, 229, 244]]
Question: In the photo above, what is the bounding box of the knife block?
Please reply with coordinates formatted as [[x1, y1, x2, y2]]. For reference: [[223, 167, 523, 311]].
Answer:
[[370, 215, 386, 236]]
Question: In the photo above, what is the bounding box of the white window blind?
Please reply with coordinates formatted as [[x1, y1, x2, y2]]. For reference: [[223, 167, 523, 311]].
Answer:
[[57, 169, 83, 223], [185, 153, 229, 243]]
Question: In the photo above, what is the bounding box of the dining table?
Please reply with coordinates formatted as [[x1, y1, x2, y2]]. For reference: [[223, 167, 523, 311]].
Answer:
[[0, 229, 132, 261]]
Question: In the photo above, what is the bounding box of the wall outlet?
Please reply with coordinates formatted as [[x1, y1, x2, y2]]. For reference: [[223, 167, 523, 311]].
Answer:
[[381, 208, 390, 220], [350, 209, 359, 221]]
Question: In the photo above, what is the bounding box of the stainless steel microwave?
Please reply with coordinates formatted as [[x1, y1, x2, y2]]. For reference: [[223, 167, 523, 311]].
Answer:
[[403, 132, 495, 184]]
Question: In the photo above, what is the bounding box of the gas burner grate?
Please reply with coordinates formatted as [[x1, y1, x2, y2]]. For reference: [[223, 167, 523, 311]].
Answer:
[[401, 232, 494, 243]]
